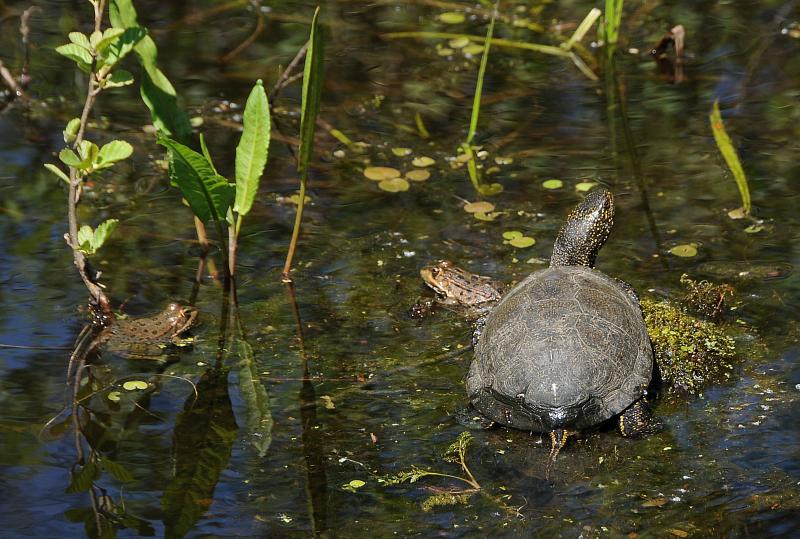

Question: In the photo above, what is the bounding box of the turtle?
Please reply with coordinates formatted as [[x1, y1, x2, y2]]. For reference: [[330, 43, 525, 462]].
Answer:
[[465, 188, 660, 456]]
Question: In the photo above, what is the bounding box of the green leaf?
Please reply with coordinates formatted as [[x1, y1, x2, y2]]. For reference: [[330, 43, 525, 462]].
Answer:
[[77, 225, 95, 253], [63, 118, 81, 144], [55, 43, 92, 72], [234, 80, 271, 217], [93, 27, 125, 52], [95, 140, 133, 170], [298, 7, 324, 179], [92, 219, 119, 251], [77, 140, 99, 166], [100, 26, 147, 69], [98, 456, 135, 483], [44, 163, 70, 184], [59, 148, 87, 169], [110, 0, 192, 142], [157, 135, 235, 223], [66, 459, 100, 493], [710, 100, 751, 215], [68, 32, 91, 51], [104, 69, 134, 88], [466, 4, 496, 145], [199, 133, 217, 174]]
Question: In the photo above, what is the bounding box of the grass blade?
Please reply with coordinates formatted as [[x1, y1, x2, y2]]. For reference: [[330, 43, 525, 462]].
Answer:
[[466, 3, 497, 145], [234, 80, 270, 218], [709, 100, 751, 215]]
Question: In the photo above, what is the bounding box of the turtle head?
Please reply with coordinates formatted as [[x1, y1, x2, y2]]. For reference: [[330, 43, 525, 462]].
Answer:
[[550, 188, 614, 268]]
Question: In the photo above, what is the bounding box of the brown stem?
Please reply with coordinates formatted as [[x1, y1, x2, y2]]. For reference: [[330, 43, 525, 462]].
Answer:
[[228, 220, 237, 276], [193, 215, 209, 251]]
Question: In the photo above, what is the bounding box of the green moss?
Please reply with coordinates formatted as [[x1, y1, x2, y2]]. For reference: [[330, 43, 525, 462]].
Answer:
[[642, 298, 736, 394], [679, 273, 736, 320]]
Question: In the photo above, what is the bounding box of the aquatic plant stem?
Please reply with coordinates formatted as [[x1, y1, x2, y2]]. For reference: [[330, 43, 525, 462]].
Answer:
[[281, 179, 307, 281]]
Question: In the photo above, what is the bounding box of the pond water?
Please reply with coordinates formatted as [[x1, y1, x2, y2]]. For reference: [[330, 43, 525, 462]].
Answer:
[[2, 0, 800, 537]]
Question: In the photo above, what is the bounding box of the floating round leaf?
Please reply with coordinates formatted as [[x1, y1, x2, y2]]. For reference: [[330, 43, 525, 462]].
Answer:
[[378, 177, 410, 192], [575, 181, 597, 192], [670, 244, 698, 258], [437, 48, 454, 56], [477, 182, 503, 196], [503, 230, 523, 240], [463, 44, 485, 55], [405, 169, 431, 182], [439, 12, 466, 24], [542, 179, 563, 189], [463, 201, 495, 214], [107, 391, 121, 402], [122, 380, 149, 391], [391, 147, 412, 157], [364, 166, 400, 181], [348, 479, 366, 489], [449, 37, 470, 49], [727, 207, 747, 220], [494, 156, 513, 165], [412, 156, 435, 167], [509, 236, 536, 248], [474, 212, 498, 221], [744, 224, 764, 234]]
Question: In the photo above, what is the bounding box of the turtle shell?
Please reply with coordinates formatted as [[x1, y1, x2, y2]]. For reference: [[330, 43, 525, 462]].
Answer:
[[467, 265, 653, 432]]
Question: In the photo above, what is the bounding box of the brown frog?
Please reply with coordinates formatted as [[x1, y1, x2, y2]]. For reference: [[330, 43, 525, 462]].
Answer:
[[419, 261, 502, 312], [97, 303, 198, 359]]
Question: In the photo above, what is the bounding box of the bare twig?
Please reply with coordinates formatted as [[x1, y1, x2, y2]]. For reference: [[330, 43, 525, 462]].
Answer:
[[221, 12, 264, 63], [20, 6, 39, 87], [270, 41, 308, 101]]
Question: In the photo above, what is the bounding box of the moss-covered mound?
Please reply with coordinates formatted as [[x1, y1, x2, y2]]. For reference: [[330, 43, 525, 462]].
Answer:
[[641, 298, 736, 394]]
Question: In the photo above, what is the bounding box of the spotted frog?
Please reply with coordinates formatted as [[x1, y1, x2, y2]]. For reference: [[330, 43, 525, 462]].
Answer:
[[420, 261, 502, 312], [98, 303, 198, 358]]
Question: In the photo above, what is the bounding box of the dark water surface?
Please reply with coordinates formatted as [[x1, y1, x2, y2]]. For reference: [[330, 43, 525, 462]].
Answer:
[[1, 0, 799, 537]]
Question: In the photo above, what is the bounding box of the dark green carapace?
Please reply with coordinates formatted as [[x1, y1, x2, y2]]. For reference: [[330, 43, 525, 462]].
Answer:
[[467, 189, 659, 458]]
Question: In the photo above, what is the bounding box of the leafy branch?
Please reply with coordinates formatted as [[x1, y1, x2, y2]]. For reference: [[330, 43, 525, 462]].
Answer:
[[44, 0, 143, 313]]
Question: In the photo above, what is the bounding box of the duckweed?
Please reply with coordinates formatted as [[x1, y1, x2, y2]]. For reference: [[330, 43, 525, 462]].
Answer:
[[364, 166, 400, 181], [542, 179, 563, 189]]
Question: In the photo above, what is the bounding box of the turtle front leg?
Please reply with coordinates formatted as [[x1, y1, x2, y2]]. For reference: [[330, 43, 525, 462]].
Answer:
[[618, 399, 663, 437]]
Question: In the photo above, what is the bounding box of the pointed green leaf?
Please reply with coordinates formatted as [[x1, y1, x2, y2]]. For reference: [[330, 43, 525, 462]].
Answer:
[[157, 135, 235, 223], [99, 26, 146, 69], [103, 69, 134, 88], [110, 0, 192, 142], [44, 163, 70, 184], [91, 219, 119, 251], [68, 32, 92, 50], [234, 80, 270, 217], [55, 43, 92, 72], [298, 7, 324, 178], [63, 118, 81, 144], [95, 140, 133, 170], [66, 459, 99, 493], [199, 133, 217, 174], [710, 100, 751, 215]]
